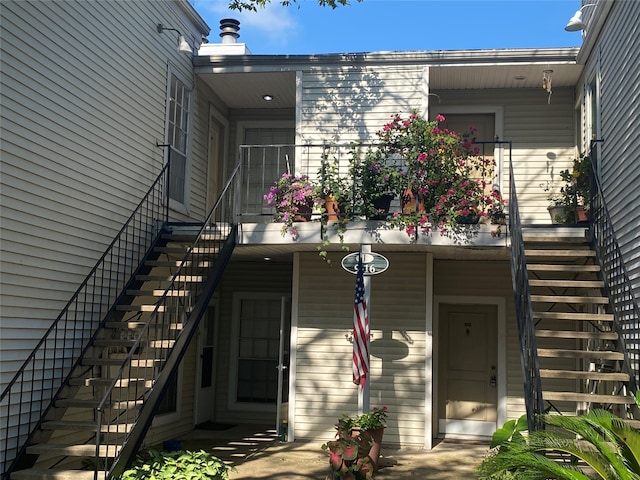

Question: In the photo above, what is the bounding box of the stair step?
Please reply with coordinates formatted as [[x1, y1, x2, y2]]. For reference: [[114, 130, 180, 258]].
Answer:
[[82, 357, 161, 367], [529, 280, 604, 288], [162, 232, 226, 242], [144, 260, 214, 268], [523, 235, 590, 244], [527, 264, 601, 272], [531, 295, 608, 304], [135, 274, 204, 282], [68, 377, 152, 388], [543, 391, 634, 405], [54, 398, 143, 409], [154, 246, 220, 255], [93, 339, 137, 348], [126, 289, 191, 297], [538, 348, 624, 360], [115, 304, 164, 312], [525, 249, 595, 257], [10, 468, 108, 480], [104, 321, 183, 331], [536, 329, 618, 340], [41, 420, 134, 433], [27, 443, 120, 457], [539, 369, 629, 381], [534, 311, 614, 321]]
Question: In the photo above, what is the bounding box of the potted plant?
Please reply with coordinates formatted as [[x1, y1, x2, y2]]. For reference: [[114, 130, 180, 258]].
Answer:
[[317, 156, 352, 263], [543, 155, 591, 224], [322, 413, 375, 480], [376, 112, 497, 236], [352, 406, 388, 470], [264, 172, 321, 239], [350, 145, 405, 220]]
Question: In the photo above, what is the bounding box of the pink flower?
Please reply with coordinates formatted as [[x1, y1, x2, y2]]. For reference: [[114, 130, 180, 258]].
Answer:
[[436, 114, 446, 122]]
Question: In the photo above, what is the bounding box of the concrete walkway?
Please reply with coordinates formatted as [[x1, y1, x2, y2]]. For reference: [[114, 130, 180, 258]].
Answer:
[[178, 425, 491, 479]]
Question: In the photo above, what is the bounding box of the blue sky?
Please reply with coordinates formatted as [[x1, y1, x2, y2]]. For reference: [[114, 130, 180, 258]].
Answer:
[[194, 0, 584, 55]]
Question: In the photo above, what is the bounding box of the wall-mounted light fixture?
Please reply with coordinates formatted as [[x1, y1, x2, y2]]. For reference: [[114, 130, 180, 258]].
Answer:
[[157, 23, 193, 54], [564, 3, 597, 31]]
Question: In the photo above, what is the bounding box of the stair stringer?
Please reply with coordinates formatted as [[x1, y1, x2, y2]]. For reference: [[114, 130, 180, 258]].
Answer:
[[107, 224, 237, 479]]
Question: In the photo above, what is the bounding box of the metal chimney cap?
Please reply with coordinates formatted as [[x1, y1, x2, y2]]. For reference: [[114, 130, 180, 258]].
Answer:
[[220, 18, 240, 43]]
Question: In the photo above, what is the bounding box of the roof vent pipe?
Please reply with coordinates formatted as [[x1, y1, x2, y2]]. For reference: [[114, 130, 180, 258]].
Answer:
[[220, 18, 240, 44]]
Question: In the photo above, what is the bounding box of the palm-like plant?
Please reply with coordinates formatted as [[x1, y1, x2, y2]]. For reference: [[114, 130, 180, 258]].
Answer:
[[477, 409, 640, 479]]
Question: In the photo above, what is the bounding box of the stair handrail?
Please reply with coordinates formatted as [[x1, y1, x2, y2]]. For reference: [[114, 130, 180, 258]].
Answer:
[[507, 150, 545, 432], [1, 162, 170, 477], [588, 143, 640, 396], [91, 160, 242, 479]]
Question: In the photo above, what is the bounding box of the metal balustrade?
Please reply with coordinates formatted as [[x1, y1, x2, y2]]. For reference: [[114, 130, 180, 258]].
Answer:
[[588, 144, 640, 396], [1, 162, 170, 476], [507, 146, 545, 432]]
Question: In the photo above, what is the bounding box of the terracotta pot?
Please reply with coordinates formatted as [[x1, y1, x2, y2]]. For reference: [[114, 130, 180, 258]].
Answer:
[[293, 202, 313, 222], [363, 427, 384, 471], [575, 205, 589, 223], [324, 195, 340, 221], [401, 189, 425, 214]]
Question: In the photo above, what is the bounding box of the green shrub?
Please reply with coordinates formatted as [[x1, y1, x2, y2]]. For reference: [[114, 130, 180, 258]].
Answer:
[[118, 448, 235, 480]]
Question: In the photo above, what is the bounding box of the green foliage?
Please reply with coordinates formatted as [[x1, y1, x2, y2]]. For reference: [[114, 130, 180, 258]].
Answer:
[[118, 449, 235, 480], [477, 409, 640, 480], [229, 0, 362, 11]]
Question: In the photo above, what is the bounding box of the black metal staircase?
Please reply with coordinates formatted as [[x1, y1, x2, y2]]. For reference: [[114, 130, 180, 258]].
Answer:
[[509, 152, 640, 430], [1, 161, 241, 480]]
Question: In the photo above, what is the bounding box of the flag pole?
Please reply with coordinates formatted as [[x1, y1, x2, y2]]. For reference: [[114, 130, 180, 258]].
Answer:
[[358, 245, 371, 415]]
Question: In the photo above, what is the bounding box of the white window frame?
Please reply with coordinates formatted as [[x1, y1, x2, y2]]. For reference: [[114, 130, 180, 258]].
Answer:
[[164, 64, 193, 215], [228, 292, 286, 412], [431, 106, 505, 190]]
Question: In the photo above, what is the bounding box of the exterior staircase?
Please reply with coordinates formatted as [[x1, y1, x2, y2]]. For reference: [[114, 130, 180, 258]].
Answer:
[[6, 224, 236, 480], [523, 228, 635, 418]]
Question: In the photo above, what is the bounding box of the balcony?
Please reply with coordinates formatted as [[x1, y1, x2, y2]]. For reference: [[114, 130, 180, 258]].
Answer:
[[232, 142, 510, 256]]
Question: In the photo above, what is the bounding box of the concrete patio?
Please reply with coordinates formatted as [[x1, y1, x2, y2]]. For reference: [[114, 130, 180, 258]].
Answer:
[[174, 424, 491, 479]]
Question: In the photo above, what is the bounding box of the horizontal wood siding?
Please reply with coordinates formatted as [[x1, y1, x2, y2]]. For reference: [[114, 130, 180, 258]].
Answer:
[[433, 260, 525, 422], [0, 0, 207, 389], [0, 1, 210, 466], [433, 88, 577, 224], [295, 253, 427, 447], [592, 1, 640, 298]]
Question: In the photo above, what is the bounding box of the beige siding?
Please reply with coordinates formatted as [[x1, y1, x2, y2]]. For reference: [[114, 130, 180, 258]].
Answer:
[[433, 88, 577, 224], [0, 0, 208, 389], [295, 253, 427, 447], [588, 1, 640, 298]]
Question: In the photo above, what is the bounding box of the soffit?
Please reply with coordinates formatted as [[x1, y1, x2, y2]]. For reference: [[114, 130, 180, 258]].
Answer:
[[196, 62, 582, 109]]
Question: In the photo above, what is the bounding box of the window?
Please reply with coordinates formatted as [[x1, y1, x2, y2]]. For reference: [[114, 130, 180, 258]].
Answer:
[[166, 72, 191, 205]]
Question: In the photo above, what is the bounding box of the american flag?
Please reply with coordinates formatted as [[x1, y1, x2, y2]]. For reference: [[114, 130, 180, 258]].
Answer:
[[352, 252, 370, 387]]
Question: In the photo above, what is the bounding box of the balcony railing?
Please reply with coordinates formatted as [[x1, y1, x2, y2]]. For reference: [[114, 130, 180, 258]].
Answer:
[[234, 141, 510, 226]]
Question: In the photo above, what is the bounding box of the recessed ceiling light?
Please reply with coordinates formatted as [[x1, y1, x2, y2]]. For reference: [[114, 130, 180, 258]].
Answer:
[[514, 75, 526, 81], [263, 256, 272, 261], [263, 94, 274, 101]]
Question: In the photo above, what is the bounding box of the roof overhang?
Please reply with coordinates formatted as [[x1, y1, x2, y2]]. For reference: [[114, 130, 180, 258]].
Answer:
[[194, 47, 582, 109]]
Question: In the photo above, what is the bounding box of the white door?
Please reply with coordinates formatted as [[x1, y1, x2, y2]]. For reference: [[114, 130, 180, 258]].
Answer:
[[196, 305, 218, 425], [438, 304, 498, 438]]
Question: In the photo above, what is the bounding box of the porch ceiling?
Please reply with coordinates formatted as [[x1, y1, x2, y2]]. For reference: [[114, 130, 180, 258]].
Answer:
[[195, 63, 583, 110]]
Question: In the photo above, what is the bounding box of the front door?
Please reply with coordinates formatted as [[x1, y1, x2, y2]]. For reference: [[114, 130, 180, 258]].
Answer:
[[438, 304, 497, 438], [196, 305, 218, 425]]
